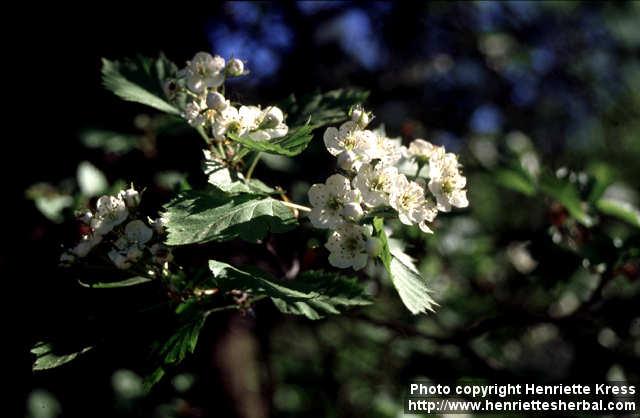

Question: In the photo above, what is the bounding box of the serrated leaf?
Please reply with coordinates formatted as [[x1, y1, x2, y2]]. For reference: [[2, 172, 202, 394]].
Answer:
[[159, 315, 206, 365], [32, 342, 93, 371], [209, 262, 370, 319], [373, 217, 437, 315], [228, 125, 314, 156], [78, 276, 153, 288], [163, 190, 297, 245], [596, 198, 640, 228], [102, 56, 179, 115], [540, 173, 594, 227]]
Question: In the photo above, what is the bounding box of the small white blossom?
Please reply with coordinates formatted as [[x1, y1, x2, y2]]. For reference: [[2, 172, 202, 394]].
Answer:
[[352, 163, 399, 207], [341, 202, 364, 221], [325, 223, 371, 270], [323, 121, 376, 169], [350, 106, 371, 128], [206, 91, 229, 111], [79, 211, 93, 224], [71, 235, 103, 258], [428, 152, 469, 212], [407, 139, 443, 161], [184, 100, 206, 127], [212, 105, 263, 140], [365, 237, 382, 257], [389, 174, 437, 233], [184, 52, 225, 93], [308, 174, 360, 229], [91, 195, 129, 236], [124, 220, 153, 245], [336, 151, 357, 171], [247, 106, 289, 141], [370, 133, 403, 166], [226, 58, 245, 76], [119, 186, 140, 208]]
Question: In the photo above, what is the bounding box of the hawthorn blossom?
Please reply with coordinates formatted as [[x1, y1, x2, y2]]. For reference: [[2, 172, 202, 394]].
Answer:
[[206, 92, 229, 111], [246, 106, 289, 141], [325, 223, 371, 270], [352, 163, 398, 207], [91, 195, 129, 236], [428, 152, 469, 212], [389, 174, 437, 233], [323, 121, 376, 170], [124, 220, 153, 245], [226, 58, 245, 77], [119, 186, 141, 208], [370, 132, 403, 166], [183, 52, 226, 93], [308, 174, 361, 229], [71, 234, 103, 258]]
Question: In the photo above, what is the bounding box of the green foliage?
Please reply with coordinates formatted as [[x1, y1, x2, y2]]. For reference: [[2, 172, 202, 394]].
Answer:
[[204, 157, 276, 195], [31, 342, 93, 371], [596, 198, 640, 228], [284, 89, 370, 128], [540, 172, 595, 227], [78, 276, 154, 288], [101, 55, 179, 115], [493, 166, 537, 197], [228, 125, 314, 157], [163, 190, 297, 245], [209, 261, 371, 319], [373, 218, 437, 314]]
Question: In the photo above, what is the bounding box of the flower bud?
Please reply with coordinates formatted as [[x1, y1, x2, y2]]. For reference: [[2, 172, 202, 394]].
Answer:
[[261, 106, 284, 128], [337, 151, 357, 171], [120, 187, 140, 208], [79, 211, 93, 225], [341, 202, 364, 220], [226, 58, 245, 76], [206, 92, 228, 111], [351, 107, 370, 128], [365, 237, 382, 257]]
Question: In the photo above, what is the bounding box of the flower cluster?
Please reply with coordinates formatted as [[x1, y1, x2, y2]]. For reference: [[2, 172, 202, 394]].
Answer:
[[308, 108, 469, 270], [168, 52, 288, 142], [60, 186, 172, 271]]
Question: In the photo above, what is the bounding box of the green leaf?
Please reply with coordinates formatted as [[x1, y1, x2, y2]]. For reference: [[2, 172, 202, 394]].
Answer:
[[209, 261, 370, 319], [32, 342, 93, 371], [158, 316, 206, 365], [33, 195, 74, 223], [228, 124, 314, 156], [540, 173, 594, 227], [80, 129, 142, 155], [78, 276, 153, 288], [77, 161, 108, 198], [596, 198, 640, 228], [102, 56, 179, 115], [285, 89, 370, 129], [373, 218, 437, 315], [163, 190, 297, 245], [494, 167, 537, 196]]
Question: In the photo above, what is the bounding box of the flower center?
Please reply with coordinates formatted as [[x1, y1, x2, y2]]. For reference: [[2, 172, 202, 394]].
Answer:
[[227, 121, 241, 134], [344, 236, 360, 253], [343, 134, 357, 150], [327, 196, 342, 211]]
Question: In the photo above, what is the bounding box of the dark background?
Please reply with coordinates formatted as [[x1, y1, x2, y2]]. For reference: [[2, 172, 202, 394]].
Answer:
[[11, 2, 640, 417]]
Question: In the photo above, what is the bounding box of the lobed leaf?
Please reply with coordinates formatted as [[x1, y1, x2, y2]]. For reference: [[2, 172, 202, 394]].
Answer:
[[228, 124, 314, 157]]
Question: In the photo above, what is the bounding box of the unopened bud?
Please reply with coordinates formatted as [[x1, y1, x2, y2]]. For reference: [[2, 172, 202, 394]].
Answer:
[[341, 202, 364, 220]]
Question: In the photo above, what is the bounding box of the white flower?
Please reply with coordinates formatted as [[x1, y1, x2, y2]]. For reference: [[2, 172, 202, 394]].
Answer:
[[119, 186, 140, 208], [247, 106, 289, 141], [370, 133, 403, 166], [71, 235, 103, 258], [325, 223, 371, 270], [184, 52, 225, 93], [353, 163, 399, 207], [212, 105, 264, 140], [350, 106, 371, 128], [184, 100, 205, 127], [408, 139, 444, 161], [226, 58, 245, 76], [428, 152, 469, 212], [91, 195, 129, 236], [308, 174, 360, 229], [341, 202, 364, 221], [108, 249, 132, 270], [206, 91, 229, 111], [336, 151, 357, 171], [323, 121, 376, 170], [389, 175, 437, 233], [124, 220, 153, 245]]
